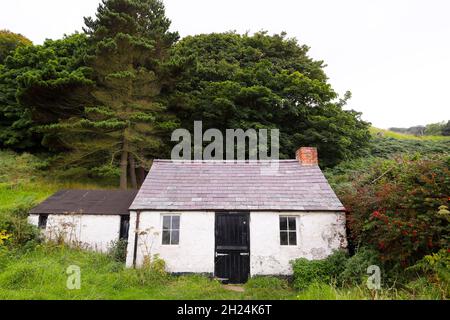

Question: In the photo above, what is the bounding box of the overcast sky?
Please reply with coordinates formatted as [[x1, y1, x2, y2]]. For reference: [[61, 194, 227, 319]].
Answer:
[[1, 0, 449, 129]]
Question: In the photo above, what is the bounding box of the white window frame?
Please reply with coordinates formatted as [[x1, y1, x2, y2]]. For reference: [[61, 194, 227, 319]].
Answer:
[[161, 214, 180, 246], [279, 215, 298, 246]]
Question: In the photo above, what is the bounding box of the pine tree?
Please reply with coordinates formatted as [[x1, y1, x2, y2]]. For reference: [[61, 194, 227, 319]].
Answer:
[[56, 0, 179, 189]]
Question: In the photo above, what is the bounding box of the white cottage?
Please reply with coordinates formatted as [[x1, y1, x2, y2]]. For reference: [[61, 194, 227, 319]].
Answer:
[[126, 147, 347, 283], [28, 190, 137, 252]]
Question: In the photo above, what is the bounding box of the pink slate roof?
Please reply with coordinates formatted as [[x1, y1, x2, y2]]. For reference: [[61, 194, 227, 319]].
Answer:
[[130, 160, 344, 211], [130, 160, 345, 211]]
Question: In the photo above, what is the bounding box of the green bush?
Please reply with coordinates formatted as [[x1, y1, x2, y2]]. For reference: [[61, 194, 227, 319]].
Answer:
[[90, 164, 120, 180], [291, 249, 386, 290], [135, 254, 169, 285], [246, 276, 289, 290], [338, 247, 381, 286], [291, 250, 348, 290], [370, 137, 450, 159], [108, 239, 128, 263], [328, 155, 450, 267], [53, 167, 90, 180], [407, 249, 449, 299], [0, 203, 40, 248], [403, 277, 446, 300]]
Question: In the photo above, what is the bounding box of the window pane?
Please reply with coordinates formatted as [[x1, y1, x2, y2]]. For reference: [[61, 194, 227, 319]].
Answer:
[[172, 216, 180, 229], [38, 215, 48, 229], [280, 231, 288, 245], [162, 216, 170, 230], [288, 217, 296, 231], [279, 217, 288, 230], [289, 231, 297, 245], [162, 230, 171, 244], [119, 216, 130, 240], [171, 230, 179, 245]]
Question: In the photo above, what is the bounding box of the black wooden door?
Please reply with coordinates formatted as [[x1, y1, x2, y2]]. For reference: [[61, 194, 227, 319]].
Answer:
[[214, 212, 250, 284]]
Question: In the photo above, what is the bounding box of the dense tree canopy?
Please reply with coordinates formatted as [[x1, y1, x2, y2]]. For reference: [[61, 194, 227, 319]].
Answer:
[[167, 32, 371, 166], [0, 0, 373, 184], [0, 30, 32, 64], [51, 0, 179, 188], [442, 121, 450, 136], [0, 34, 92, 149]]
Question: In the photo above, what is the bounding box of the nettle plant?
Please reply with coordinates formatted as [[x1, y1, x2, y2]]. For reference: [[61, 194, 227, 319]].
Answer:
[[341, 155, 450, 267]]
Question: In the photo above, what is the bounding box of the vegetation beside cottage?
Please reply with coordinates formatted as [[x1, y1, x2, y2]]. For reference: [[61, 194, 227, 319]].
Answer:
[[0, 130, 448, 299], [0, 0, 449, 300]]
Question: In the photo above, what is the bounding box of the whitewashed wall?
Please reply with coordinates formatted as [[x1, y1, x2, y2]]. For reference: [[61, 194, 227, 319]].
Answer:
[[28, 214, 121, 252], [125, 210, 346, 276], [125, 211, 215, 273], [250, 211, 347, 275]]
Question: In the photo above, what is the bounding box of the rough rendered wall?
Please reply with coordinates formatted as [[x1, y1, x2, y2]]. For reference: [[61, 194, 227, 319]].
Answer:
[[125, 211, 215, 274], [28, 214, 39, 226], [28, 214, 121, 252], [250, 211, 347, 275], [126, 210, 346, 276]]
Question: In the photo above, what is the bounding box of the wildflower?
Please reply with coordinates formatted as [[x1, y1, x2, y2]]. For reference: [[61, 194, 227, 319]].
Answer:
[[0, 230, 11, 246]]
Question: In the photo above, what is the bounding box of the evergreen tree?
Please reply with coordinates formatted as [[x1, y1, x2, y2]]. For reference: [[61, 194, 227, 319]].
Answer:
[[0, 34, 91, 150], [0, 30, 32, 64], [441, 120, 450, 136], [55, 0, 179, 188]]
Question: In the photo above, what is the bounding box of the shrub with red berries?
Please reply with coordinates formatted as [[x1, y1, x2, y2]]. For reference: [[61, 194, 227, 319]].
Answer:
[[329, 154, 450, 267]]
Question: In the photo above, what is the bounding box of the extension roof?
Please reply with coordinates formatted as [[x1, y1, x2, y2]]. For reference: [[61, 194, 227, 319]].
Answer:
[[130, 160, 344, 212], [30, 190, 138, 215]]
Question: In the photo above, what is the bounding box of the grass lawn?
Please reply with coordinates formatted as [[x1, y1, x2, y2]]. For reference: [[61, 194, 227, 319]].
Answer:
[[0, 245, 298, 300], [0, 244, 440, 300], [0, 150, 113, 214]]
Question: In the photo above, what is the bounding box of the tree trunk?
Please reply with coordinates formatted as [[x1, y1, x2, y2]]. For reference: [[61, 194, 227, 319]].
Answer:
[[120, 140, 129, 190], [137, 167, 146, 187], [129, 154, 138, 189]]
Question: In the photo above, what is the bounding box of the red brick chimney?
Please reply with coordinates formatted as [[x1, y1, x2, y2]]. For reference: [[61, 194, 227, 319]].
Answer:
[[296, 147, 318, 166]]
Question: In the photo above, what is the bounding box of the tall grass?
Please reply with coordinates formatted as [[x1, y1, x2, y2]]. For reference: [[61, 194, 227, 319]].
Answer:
[[0, 244, 442, 300], [370, 127, 450, 141], [0, 244, 297, 300], [0, 151, 113, 214]]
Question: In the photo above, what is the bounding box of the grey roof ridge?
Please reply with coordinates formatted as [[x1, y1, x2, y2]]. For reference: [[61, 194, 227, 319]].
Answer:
[[152, 159, 307, 164], [128, 208, 346, 212]]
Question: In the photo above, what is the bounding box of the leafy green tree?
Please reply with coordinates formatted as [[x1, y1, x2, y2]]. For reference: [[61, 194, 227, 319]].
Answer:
[[442, 121, 450, 136], [53, 0, 179, 188], [167, 32, 371, 166], [424, 122, 445, 136], [0, 33, 92, 150], [0, 30, 32, 64]]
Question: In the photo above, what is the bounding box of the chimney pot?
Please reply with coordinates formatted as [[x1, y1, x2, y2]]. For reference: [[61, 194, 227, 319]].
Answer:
[[296, 147, 318, 166]]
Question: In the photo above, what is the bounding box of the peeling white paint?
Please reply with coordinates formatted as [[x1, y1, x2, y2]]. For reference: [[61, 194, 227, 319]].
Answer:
[[126, 211, 215, 274], [250, 211, 347, 275], [28, 214, 121, 252]]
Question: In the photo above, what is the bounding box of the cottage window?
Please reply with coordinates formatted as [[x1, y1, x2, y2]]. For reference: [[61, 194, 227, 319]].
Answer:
[[279, 216, 297, 246], [162, 215, 180, 245], [119, 215, 130, 240], [38, 214, 48, 229]]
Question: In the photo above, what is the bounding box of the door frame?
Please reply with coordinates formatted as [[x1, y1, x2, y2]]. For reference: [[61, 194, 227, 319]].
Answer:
[[214, 211, 250, 283]]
